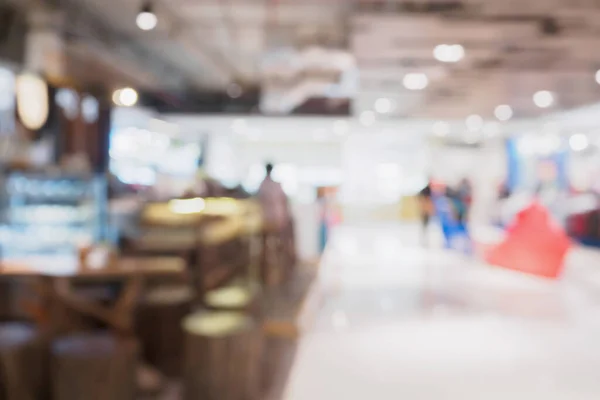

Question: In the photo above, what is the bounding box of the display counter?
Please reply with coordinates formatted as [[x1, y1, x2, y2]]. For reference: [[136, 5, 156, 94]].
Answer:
[[0, 173, 106, 257]]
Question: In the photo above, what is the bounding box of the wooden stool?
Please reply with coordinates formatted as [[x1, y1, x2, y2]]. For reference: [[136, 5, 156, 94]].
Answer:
[[183, 311, 263, 400], [136, 285, 193, 378], [204, 283, 260, 316], [51, 333, 138, 400], [0, 323, 45, 400], [0, 282, 12, 320]]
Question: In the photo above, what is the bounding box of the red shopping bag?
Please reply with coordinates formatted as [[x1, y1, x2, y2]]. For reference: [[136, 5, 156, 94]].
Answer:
[[485, 201, 571, 279]]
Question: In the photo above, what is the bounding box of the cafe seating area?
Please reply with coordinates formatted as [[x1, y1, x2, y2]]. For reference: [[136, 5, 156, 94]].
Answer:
[[0, 196, 311, 400]]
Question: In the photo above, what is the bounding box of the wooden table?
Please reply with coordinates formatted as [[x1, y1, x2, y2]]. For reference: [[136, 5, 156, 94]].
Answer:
[[0, 255, 187, 336], [130, 200, 265, 299]]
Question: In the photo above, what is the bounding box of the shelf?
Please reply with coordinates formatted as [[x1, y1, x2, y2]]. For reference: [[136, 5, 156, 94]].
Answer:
[[0, 173, 107, 257]]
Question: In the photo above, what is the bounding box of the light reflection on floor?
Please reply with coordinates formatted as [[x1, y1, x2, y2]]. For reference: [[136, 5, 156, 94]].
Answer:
[[284, 224, 600, 400]]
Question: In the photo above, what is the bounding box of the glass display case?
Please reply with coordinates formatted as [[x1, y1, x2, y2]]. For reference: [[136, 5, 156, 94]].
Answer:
[[0, 173, 107, 257]]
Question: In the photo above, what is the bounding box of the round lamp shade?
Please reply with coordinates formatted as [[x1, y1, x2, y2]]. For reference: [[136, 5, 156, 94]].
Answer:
[[16, 73, 49, 131]]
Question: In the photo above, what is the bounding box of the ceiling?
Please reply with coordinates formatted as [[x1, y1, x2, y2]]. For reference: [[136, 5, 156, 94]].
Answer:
[[13, 0, 600, 119], [67, 0, 349, 89]]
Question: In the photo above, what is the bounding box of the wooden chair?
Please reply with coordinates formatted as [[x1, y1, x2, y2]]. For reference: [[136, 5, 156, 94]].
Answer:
[[204, 282, 261, 317], [51, 333, 138, 400]]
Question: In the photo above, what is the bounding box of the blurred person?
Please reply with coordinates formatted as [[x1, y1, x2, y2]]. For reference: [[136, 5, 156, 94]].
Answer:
[[258, 163, 289, 232], [418, 178, 434, 246], [437, 185, 471, 253], [456, 178, 472, 224], [498, 181, 511, 200], [446, 186, 467, 226], [258, 162, 295, 283]]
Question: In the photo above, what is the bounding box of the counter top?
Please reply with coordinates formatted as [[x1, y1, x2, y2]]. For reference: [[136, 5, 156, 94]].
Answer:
[[0, 255, 186, 279]]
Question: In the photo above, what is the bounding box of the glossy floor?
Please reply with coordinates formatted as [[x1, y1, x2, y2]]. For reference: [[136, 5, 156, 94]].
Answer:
[[284, 223, 600, 400]]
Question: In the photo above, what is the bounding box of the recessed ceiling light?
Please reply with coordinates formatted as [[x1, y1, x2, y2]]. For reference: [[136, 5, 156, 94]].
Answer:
[[433, 44, 465, 63], [494, 104, 513, 121], [570, 134, 589, 151], [403, 73, 428, 90], [136, 2, 157, 31], [113, 87, 138, 107], [533, 90, 554, 108]]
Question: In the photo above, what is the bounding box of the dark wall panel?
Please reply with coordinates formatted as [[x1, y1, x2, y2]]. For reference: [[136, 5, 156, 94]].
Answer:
[[0, 4, 25, 65]]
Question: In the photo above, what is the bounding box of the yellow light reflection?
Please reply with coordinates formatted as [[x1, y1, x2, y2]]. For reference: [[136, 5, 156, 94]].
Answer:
[[168, 197, 206, 214]]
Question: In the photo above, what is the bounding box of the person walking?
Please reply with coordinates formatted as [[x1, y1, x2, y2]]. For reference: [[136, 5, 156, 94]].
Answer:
[[257, 163, 293, 283], [418, 179, 434, 246]]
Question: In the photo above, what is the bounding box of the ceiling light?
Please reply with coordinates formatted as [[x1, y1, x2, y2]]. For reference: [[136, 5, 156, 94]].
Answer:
[[434, 45, 449, 61], [465, 114, 483, 132], [403, 73, 428, 90], [452, 45, 465, 61], [136, 2, 157, 31], [432, 121, 450, 137], [433, 44, 465, 63], [16, 73, 49, 131], [360, 111, 375, 126], [113, 87, 138, 107], [374, 98, 393, 114], [570, 134, 589, 151], [494, 104, 513, 121], [533, 90, 554, 108]]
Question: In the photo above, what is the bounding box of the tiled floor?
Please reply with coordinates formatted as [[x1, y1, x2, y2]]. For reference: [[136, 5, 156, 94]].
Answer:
[[283, 223, 600, 400]]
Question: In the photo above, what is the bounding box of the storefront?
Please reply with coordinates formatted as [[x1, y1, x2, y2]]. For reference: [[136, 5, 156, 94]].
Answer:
[[109, 107, 203, 197], [0, 68, 112, 257]]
